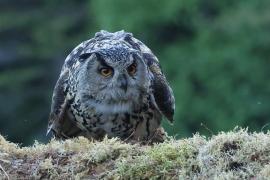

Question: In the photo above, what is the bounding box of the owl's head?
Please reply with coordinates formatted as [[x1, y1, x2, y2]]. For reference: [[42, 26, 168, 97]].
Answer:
[[76, 46, 151, 113]]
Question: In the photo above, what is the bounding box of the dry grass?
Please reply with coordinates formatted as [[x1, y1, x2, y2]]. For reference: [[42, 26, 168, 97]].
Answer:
[[0, 128, 270, 179]]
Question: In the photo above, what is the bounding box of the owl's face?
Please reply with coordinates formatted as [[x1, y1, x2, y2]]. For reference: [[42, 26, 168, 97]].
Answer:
[[77, 47, 151, 113]]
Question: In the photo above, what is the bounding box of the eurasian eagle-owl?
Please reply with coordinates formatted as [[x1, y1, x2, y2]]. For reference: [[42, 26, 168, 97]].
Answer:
[[47, 30, 175, 142]]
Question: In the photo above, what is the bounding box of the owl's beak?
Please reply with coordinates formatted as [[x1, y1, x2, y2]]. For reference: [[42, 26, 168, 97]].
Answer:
[[119, 74, 128, 92]]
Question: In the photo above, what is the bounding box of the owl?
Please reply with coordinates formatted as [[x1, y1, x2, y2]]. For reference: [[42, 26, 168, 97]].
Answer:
[[47, 30, 175, 142]]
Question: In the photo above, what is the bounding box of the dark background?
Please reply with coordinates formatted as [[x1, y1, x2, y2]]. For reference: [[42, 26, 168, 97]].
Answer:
[[0, 0, 270, 145]]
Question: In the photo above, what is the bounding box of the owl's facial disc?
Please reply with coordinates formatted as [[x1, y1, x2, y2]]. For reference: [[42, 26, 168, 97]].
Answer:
[[77, 46, 151, 114], [80, 50, 149, 113]]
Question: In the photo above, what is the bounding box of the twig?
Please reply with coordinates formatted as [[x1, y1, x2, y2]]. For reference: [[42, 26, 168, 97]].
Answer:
[[261, 123, 270, 132], [200, 123, 214, 135], [0, 163, 9, 180], [123, 130, 136, 142]]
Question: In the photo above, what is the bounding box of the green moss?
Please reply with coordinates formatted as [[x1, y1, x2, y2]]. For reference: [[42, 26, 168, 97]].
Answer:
[[0, 129, 269, 179], [112, 137, 203, 179]]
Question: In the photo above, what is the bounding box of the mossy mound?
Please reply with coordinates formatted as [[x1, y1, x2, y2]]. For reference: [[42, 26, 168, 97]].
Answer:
[[0, 129, 270, 179]]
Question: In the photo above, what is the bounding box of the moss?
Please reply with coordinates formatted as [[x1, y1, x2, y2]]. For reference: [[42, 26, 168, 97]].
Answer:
[[110, 135, 205, 179], [0, 129, 270, 179]]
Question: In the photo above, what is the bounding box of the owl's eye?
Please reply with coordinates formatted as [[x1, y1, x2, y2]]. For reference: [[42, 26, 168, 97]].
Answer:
[[127, 63, 137, 76], [99, 67, 113, 77]]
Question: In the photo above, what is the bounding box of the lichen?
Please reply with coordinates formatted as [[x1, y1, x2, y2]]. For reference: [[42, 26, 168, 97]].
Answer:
[[0, 129, 269, 179]]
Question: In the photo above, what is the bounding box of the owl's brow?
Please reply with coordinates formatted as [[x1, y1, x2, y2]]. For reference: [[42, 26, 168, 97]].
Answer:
[[95, 53, 112, 68], [127, 53, 141, 66]]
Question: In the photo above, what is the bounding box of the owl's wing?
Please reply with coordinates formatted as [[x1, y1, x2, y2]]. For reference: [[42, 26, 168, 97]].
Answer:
[[122, 34, 175, 123], [144, 53, 175, 123], [47, 69, 70, 137]]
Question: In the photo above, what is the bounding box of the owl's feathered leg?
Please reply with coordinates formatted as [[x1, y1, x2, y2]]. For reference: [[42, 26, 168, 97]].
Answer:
[[146, 127, 167, 144], [126, 117, 166, 144]]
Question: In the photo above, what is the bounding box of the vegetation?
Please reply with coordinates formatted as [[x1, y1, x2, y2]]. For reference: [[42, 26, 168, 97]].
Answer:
[[1, 0, 270, 145], [0, 129, 269, 179]]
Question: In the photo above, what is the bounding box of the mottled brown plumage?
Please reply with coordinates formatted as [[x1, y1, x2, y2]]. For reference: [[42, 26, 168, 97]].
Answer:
[[47, 30, 175, 142]]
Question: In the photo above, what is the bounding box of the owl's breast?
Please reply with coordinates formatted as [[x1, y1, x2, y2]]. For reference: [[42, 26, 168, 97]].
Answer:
[[68, 93, 161, 139], [71, 109, 139, 138]]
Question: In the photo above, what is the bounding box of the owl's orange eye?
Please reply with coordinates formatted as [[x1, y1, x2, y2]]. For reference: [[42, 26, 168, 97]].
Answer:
[[127, 63, 137, 76], [100, 67, 113, 77]]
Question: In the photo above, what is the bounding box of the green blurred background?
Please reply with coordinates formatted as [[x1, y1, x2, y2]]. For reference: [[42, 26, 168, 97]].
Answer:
[[0, 0, 270, 145]]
